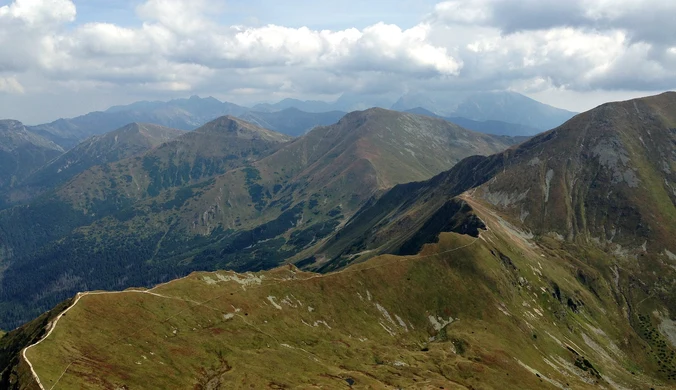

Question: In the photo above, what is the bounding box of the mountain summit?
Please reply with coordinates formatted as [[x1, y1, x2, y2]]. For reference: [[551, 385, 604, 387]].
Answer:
[[193, 115, 291, 143], [0, 120, 63, 205], [316, 92, 676, 269], [10, 123, 185, 203], [471, 91, 676, 248]]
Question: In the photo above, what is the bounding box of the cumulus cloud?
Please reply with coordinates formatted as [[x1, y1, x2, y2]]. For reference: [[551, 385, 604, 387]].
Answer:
[[0, 0, 76, 26], [0, 0, 675, 120]]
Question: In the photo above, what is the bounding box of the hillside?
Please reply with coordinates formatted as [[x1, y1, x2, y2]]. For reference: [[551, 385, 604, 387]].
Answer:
[[0, 116, 291, 329], [300, 93, 676, 383], [0, 110, 515, 330], [4, 123, 184, 206], [0, 120, 64, 207], [472, 93, 676, 248], [10, 210, 669, 389], [58, 115, 291, 207], [315, 93, 674, 266]]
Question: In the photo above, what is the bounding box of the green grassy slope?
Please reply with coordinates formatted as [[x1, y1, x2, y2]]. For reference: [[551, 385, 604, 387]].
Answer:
[[0, 299, 73, 389], [5, 123, 184, 205], [19, 207, 669, 389]]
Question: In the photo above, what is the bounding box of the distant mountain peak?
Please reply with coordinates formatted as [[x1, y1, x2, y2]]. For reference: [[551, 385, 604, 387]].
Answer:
[[0, 119, 25, 132], [194, 115, 292, 142], [0, 119, 63, 152], [392, 90, 576, 130], [100, 122, 184, 142]]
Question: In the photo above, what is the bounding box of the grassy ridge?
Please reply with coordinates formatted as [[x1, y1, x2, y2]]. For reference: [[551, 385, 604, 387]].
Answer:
[[24, 205, 668, 388]]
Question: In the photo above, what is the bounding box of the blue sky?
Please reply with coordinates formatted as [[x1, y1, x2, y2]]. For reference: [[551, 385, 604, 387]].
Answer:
[[69, 0, 440, 29], [0, 0, 674, 123]]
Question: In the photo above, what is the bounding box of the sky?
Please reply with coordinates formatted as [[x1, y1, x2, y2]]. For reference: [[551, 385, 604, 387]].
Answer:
[[0, 0, 674, 124]]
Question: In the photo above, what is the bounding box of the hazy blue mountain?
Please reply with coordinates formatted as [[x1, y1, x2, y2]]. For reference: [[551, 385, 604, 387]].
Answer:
[[25, 91, 573, 150], [238, 108, 346, 136], [392, 91, 576, 130], [332, 92, 398, 112], [252, 93, 397, 114], [29, 96, 248, 148], [404, 107, 542, 136], [252, 98, 336, 113]]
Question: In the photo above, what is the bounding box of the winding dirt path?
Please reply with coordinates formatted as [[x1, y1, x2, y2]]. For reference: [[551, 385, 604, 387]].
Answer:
[[21, 289, 185, 389]]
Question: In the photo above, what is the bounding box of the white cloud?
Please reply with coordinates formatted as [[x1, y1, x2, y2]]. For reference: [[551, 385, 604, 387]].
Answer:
[[0, 76, 25, 94], [0, 0, 76, 26], [1, 0, 676, 122]]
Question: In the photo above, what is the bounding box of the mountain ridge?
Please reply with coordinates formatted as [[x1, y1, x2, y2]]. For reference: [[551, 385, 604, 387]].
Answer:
[[4, 123, 185, 205], [3, 93, 676, 389], [28, 97, 249, 148], [0, 120, 64, 206], [312, 92, 676, 271], [19, 91, 574, 148], [393, 90, 577, 130], [0, 110, 515, 330]]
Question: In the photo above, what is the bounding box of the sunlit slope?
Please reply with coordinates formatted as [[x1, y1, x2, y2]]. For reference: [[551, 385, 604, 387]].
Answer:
[[24, 211, 664, 389]]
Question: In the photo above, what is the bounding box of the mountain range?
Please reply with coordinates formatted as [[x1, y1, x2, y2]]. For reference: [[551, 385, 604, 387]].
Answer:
[[393, 90, 577, 130], [2, 92, 674, 389], [0, 109, 517, 331], [28, 96, 248, 148], [22, 91, 576, 151]]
